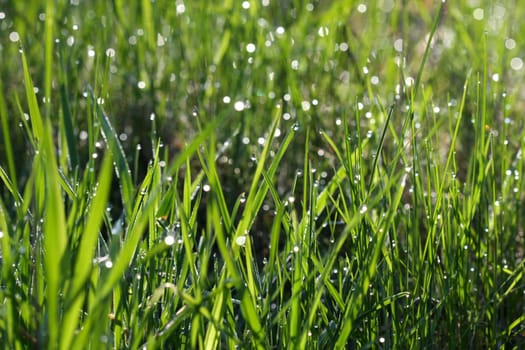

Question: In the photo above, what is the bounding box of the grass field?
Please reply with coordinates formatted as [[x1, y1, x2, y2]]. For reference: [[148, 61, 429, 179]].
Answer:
[[1, 0, 525, 348]]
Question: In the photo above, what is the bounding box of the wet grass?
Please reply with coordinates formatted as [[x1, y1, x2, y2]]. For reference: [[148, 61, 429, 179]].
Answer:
[[1, 0, 525, 348]]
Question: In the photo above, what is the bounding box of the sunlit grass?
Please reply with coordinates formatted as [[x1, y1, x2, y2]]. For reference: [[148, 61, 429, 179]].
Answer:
[[1, 1, 525, 348]]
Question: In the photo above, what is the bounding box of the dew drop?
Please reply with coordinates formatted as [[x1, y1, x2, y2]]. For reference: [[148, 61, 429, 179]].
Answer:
[[505, 38, 516, 50], [246, 43, 256, 53], [236, 235, 247, 246], [473, 8, 484, 20], [317, 26, 329, 37], [234, 101, 245, 111], [9, 31, 20, 42], [510, 57, 523, 71], [357, 4, 367, 13], [105, 48, 115, 57], [165, 235, 175, 246]]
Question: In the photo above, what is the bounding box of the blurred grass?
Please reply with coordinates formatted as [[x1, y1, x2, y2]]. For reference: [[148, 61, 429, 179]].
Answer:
[[1, 0, 525, 348]]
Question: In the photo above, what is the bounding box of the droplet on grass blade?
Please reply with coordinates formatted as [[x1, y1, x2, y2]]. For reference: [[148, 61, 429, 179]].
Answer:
[[165, 235, 175, 246], [235, 235, 247, 246], [246, 43, 256, 53], [234, 101, 245, 111]]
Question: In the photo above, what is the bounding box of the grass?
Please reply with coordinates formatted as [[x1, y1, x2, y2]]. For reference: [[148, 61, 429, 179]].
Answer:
[[1, 0, 525, 348]]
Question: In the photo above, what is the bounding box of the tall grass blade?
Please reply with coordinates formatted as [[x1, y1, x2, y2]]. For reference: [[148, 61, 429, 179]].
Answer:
[[61, 154, 113, 349], [88, 87, 135, 220]]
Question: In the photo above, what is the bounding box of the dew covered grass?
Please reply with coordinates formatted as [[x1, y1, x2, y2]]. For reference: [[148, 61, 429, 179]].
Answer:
[[1, 0, 525, 348]]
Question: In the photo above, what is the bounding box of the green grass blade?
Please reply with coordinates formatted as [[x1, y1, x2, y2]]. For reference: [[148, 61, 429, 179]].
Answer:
[[0, 80, 17, 190], [60, 154, 113, 349], [41, 121, 68, 348], [88, 87, 135, 220], [20, 49, 44, 144]]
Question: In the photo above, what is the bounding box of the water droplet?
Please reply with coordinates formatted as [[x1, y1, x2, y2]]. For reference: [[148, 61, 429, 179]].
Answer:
[[357, 3, 367, 13], [105, 48, 115, 57], [165, 235, 175, 246], [236, 235, 247, 246], [176, 3, 185, 14], [510, 57, 523, 71], [234, 101, 245, 111], [473, 8, 484, 20], [318, 26, 329, 37], [0, 230, 4, 238], [9, 31, 20, 42], [505, 38, 516, 50], [300, 100, 312, 112], [246, 43, 256, 53], [359, 205, 368, 214], [157, 33, 166, 47]]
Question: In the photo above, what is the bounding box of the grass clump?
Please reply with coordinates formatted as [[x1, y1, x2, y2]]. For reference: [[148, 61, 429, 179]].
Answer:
[[1, 0, 525, 348]]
